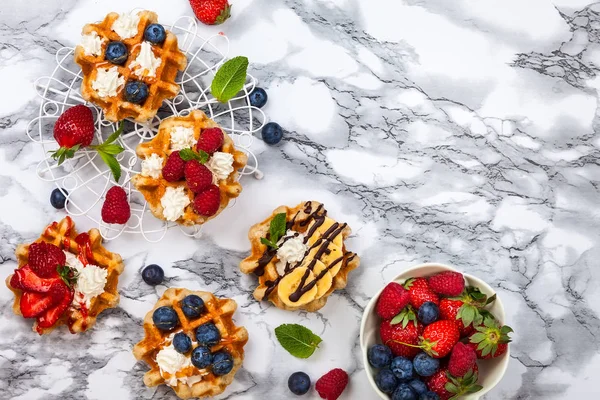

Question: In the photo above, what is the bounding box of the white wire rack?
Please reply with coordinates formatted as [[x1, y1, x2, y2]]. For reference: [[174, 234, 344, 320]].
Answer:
[[26, 16, 266, 243]]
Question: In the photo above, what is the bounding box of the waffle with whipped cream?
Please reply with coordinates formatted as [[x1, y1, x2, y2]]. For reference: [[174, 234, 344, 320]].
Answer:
[[74, 10, 187, 122], [133, 288, 248, 399], [6, 216, 124, 334], [239, 201, 360, 312], [132, 110, 247, 226]]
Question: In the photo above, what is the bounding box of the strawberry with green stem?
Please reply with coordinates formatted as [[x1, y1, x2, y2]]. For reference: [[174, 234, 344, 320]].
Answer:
[[439, 286, 496, 337], [390, 319, 460, 359], [468, 316, 513, 359], [427, 367, 482, 400]]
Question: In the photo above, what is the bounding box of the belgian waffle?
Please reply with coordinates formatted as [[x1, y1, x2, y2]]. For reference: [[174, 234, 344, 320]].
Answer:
[[133, 288, 248, 399], [6, 217, 124, 334], [132, 110, 248, 226], [239, 201, 360, 312], [74, 10, 187, 122]]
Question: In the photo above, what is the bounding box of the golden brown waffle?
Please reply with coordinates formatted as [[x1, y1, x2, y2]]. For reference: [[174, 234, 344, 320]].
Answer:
[[240, 201, 360, 312], [6, 216, 124, 335], [74, 11, 187, 122], [132, 110, 248, 226], [133, 288, 248, 399]]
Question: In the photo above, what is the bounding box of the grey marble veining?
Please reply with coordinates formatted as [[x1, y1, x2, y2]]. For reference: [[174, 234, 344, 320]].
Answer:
[[1, 0, 600, 399]]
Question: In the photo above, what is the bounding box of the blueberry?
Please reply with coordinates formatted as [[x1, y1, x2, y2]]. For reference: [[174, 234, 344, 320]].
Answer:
[[417, 302, 439, 325], [375, 368, 399, 394], [392, 383, 417, 400], [141, 264, 164, 285], [105, 41, 128, 65], [390, 356, 414, 382], [368, 344, 393, 368], [196, 322, 221, 346], [124, 81, 149, 104], [190, 345, 212, 369], [181, 295, 205, 319], [261, 122, 283, 145], [144, 23, 166, 45], [152, 306, 179, 331], [172, 332, 192, 354], [248, 87, 268, 108], [413, 352, 440, 377], [50, 188, 68, 209], [288, 371, 311, 395], [420, 392, 440, 400], [211, 351, 234, 376], [408, 379, 428, 395]]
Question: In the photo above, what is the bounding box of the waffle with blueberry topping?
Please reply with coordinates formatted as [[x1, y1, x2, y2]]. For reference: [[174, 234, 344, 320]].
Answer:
[[239, 201, 360, 312], [133, 288, 248, 399], [74, 10, 187, 123]]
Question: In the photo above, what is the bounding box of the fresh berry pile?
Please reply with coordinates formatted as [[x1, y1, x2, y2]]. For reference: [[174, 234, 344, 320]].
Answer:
[[368, 271, 513, 400]]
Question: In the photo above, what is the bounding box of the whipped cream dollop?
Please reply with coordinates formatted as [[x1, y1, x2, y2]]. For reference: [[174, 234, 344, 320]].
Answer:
[[170, 126, 197, 151], [206, 152, 234, 183], [276, 230, 307, 276], [92, 67, 125, 98], [112, 11, 140, 39], [80, 31, 104, 56], [130, 41, 162, 78], [64, 251, 108, 308], [141, 153, 163, 179], [161, 186, 191, 221], [156, 333, 206, 387]]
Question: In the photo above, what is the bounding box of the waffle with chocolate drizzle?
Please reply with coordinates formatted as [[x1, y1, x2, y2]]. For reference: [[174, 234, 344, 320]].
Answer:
[[239, 201, 360, 312]]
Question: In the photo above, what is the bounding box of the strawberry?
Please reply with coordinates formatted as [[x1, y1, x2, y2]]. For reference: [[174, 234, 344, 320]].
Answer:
[[10, 265, 60, 293], [427, 367, 482, 400], [184, 160, 213, 193], [448, 342, 477, 377], [404, 277, 439, 309], [196, 127, 224, 154], [439, 298, 474, 337], [468, 317, 513, 359], [428, 271, 465, 297], [20, 292, 55, 318], [101, 186, 131, 224], [37, 281, 74, 329], [380, 316, 423, 359], [439, 286, 495, 338], [163, 151, 186, 182], [51, 105, 95, 164], [28, 242, 66, 278], [315, 368, 348, 400], [192, 185, 221, 217], [189, 0, 231, 25], [419, 320, 460, 358], [376, 282, 410, 319]]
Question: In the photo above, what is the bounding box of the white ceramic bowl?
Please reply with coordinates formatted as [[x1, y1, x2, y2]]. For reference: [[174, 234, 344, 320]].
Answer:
[[360, 263, 509, 399]]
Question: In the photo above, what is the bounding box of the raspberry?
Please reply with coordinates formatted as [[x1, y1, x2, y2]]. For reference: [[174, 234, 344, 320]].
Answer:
[[184, 160, 213, 193], [196, 127, 224, 154], [428, 271, 465, 296], [448, 342, 477, 377], [101, 186, 131, 224], [376, 282, 410, 319], [28, 242, 66, 278], [315, 368, 348, 400], [192, 185, 221, 217], [163, 151, 186, 182]]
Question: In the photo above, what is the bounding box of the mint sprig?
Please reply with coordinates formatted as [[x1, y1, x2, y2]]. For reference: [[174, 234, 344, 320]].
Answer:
[[91, 122, 124, 182], [260, 213, 287, 249], [180, 147, 209, 164], [211, 56, 249, 103], [274, 323, 322, 359]]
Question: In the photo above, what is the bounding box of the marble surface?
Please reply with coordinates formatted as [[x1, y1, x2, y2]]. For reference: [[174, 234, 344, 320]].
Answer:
[[1, 0, 600, 399]]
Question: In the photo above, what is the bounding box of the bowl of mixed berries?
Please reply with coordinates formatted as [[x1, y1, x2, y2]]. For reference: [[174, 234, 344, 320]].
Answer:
[[360, 263, 512, 400]]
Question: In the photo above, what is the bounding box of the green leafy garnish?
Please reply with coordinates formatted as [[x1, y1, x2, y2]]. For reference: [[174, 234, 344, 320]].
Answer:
[[57, 265, 79, 288], [180, 147, 209, 164], [390, 307, 417, 328], [260, 213, 287, 249], [274, 323, 322, 359], [91, 122, 125, 182], [445, 368, 483, 398], [211, 56, 249, 103]]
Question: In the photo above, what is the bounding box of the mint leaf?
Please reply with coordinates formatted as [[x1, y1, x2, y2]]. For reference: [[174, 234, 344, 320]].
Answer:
[[98, 152, 121, 182], [270, 213, 287, 241], [260, 237, 276, 249], [211, 56, 249, 103], [180, 148, 209, 163], [274, 324, 322, 359]]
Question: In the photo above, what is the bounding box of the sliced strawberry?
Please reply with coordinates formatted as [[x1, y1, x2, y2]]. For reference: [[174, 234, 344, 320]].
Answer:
[[36, 283, 74, 328], [9, 265, 60, 293], [20, 292, 54, 318], [28, 242, 66, 278]]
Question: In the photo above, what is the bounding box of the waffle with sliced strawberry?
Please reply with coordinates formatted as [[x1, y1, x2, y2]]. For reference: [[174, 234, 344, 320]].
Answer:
[[5, 217, 124, 334], [132, 110, 247, 226]]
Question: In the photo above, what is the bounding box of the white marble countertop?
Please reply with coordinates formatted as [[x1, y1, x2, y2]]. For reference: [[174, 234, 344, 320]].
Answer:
[[2, 0, 600, 399]]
